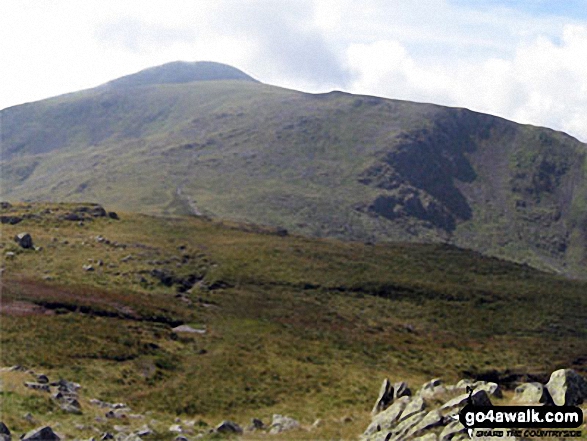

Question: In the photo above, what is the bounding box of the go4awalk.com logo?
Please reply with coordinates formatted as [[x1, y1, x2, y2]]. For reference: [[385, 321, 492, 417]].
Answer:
[[458, 404, 583, 438]]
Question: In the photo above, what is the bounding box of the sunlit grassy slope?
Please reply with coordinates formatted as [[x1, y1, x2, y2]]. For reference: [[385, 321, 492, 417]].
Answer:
[[2, 62, 586, 278], [1, 203, 586, 439]]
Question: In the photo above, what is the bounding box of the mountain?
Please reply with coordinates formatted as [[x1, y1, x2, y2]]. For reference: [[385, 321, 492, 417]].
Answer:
[[1, 202, 586, 437], [1, 61, 586, 277]]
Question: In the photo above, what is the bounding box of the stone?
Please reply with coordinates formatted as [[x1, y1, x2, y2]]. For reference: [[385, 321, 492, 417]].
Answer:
[[456, 379, 502, 398], [83, 264, 95, 271], [14, 233, 33, 249], [168, 425, 182, 433], [269, 414, 300, 434], [215, 420, 243, 434], [0, 202, 12, 209], [134, 425, 152, 437], [108, 212, 120, 220], [439, 420, 467, 441], [174, 437, 189, 441], [401, 396, 426, 421], [514, 382, 551, 404], [419, 378, 446, 399], [545, 368, 587, 406], [172, 325, 206, 334], [393, 381, 412, 399], [0, 422, 10, 441], [364, 396, 410, 436], [100, 434, 114, 440], [36, 374, 49, 384], [391, 410, 427, 439], [405, 410, 443, 439], [24, 382, 50, 392], [248, 418, 265, 430], [372, 379, 394, 415], [413, 433, 438, 441], [21, 426, 60, 441], [0, 216, 23, 225], [440, 390, 493, 412]]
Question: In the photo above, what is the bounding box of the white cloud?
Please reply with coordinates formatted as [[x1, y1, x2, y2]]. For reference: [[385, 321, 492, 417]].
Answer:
[[345, 23, 587, 141], [1, 0, 586, 141]]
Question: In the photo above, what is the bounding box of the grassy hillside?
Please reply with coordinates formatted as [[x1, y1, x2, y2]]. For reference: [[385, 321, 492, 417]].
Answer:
[[1, 202, 586, 439], [1, 62, 586, 278]]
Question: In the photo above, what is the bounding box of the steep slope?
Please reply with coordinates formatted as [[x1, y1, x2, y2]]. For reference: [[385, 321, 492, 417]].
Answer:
[[1, 62, 586, 277]]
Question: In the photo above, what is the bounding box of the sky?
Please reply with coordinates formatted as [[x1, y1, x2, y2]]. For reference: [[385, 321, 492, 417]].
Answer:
[[1, 0, 587, 141]]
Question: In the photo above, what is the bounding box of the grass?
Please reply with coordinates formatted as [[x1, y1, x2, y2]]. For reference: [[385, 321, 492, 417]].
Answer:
[[2, 78, 586, 279], [1, 202, 586, 439]]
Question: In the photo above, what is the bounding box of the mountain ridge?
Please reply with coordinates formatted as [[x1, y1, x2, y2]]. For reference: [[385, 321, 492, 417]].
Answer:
[[1, 62, 586, 278]]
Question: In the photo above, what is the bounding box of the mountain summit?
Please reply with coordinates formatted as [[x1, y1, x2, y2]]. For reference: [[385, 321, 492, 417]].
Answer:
[[101, 61, 258, 89], [1, 63, 586, 278]]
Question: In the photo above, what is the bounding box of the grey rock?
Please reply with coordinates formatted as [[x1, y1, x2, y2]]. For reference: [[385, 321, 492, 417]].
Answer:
[[545, 368, 587, 406], [269, 414, 300, 434], [24, 382, 50, 392], [215, 420, 242, 434], [439, 420, 467, 441], [413, 434, 438, 441], [419, 378, 446, 399], [100, 434, 114, 440], [390, 410, 427, 440], [0, 421, 10, 441], [364, 396, 410, 436], [405, 410, 443, 439], [248, 418, 264, 431], [21, 426, 60, 441], [372, 379, 394, 415], [14, 233, 33, 249], [174, 437, 189, 441], [36, 374, 49, 384], [134, 425, 153, 437], [83, 264, 95, 271], [401, 395, 426, 421], [172, 325, 206, 334], [393, 381, 411, 399], [456, 379, 502, 398], [514, 382, 551, 404], [440, 390, 492, 413]]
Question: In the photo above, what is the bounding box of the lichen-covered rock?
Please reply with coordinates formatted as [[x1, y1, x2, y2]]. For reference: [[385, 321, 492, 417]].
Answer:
[[545, 369, 587, 406], [440, 390, 492, 412], [21, 426, 60, 441], [372, 379, 394, 415], [394, 381, 412, 399], [418, 378, 446, 399], [456, 379, 502, 398], [514, 382, 551, 404], [364, 396, 410, 436], [215, 420, 243, 434], [269, 414, 300, 434]]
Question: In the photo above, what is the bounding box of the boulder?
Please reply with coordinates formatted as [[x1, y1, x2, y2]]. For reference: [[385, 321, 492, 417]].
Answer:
[[364, 396, 410, 436], [14, 233, 33, 249], [372, 379, 394, 414], [439, 420, 467, 441], [440, 390, 492, 412], [405, 410, 443, 439], [456, 379, 502, 398], [215, 420, 243, 434], [108, 212, 120, 220], [401, 396, 426, 421], [394, 381, 412, 399], [545, 369, 587, 406], [0, 422, 10, 441], [0, 216, 22, 225], [514, 382, 551, 404], [172, 325, 206, 334], [418, 378, 446, 399], [269, 414, 300, 434], [248, 418, 265, 431], [21, 426, 60, 441]]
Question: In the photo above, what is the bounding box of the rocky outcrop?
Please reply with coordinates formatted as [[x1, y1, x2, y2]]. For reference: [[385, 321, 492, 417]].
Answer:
[[545, 369, 587, 406], [21, 426, 60, 441], [363, 369, 587, 441]]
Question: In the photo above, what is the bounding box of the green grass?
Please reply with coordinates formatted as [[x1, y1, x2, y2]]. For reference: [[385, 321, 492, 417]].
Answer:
[[1, 202, 586, 439], [2, 78, 586, 279]]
